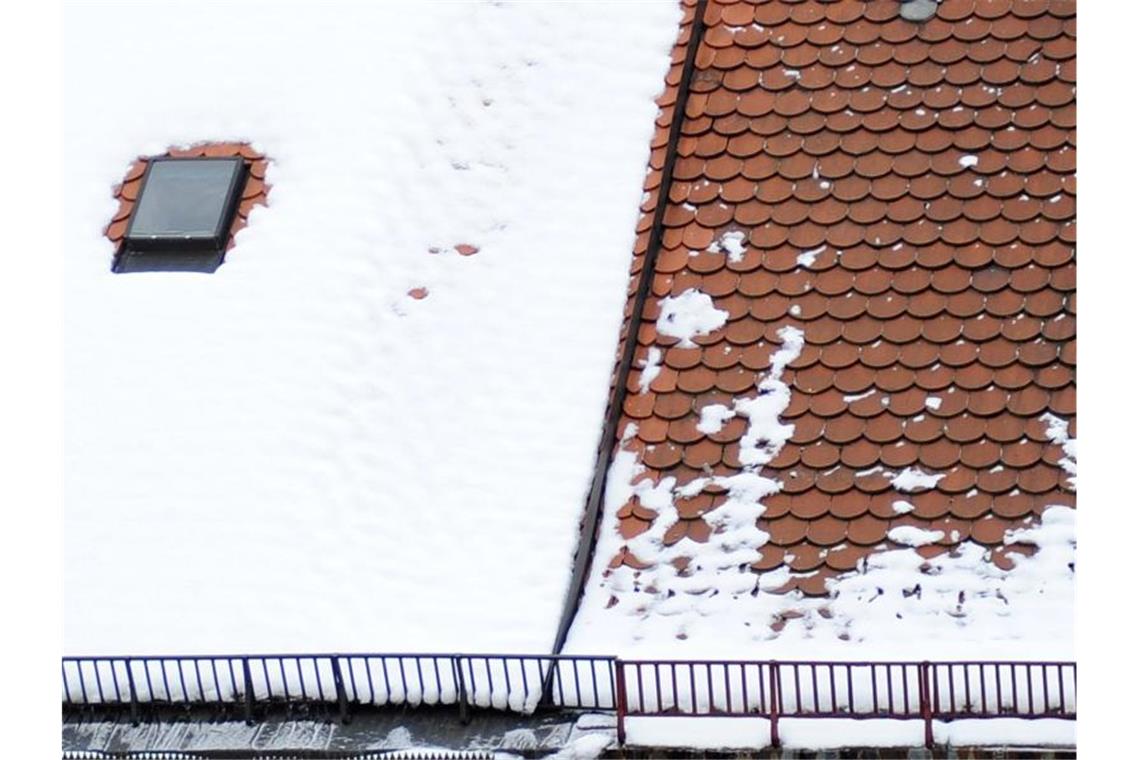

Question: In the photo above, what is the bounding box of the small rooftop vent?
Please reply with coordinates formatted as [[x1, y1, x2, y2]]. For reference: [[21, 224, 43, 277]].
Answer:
[[113, 156, 247, 274], [900, 0, 939, 22]]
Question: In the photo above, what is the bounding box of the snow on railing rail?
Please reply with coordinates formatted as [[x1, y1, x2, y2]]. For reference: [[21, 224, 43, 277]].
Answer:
[[62, 654, 1075, 750]]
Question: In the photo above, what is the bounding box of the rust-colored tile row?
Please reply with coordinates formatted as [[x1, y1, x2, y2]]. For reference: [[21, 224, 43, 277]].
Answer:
[[609, 0, 1075, 598], [104, 142, 270, 253]]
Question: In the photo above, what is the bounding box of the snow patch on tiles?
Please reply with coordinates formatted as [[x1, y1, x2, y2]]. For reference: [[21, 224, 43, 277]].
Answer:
[[891, 500, 915, 514], [958, 154, 979, 168], [656, 289, 729, 347], [924, 396, 943, 411], [63, 0, 682, 654], [818, 505, 1076, 657], [842, 388, 876, 402], [1040, 411, 1077, 488], [887, 526, 944, 547], [697, 403, 734, 435], [708, 230, 747, 263], [890, 466, 946, 492], [569, 324, 1074, 663], [638, 347, 663, 394], [571, 329, 831, 653], [796, 245, 826, 268]]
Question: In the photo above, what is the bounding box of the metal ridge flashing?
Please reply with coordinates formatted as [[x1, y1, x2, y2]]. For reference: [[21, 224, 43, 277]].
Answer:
[[549, 0, 710, 657]]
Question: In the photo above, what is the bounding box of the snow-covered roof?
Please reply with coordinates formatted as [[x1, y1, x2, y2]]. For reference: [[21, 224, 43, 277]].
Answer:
[[564, 0, 1077, 662], [63, 0, 682, 654], [64, 0, 1078, 679]]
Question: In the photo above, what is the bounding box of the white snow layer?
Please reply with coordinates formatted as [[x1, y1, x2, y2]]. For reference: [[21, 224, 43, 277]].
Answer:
[[1040, 411, 1078, 488], [63, 0, 681, 654], [708, 230, 747, 263], [890, 467, 947, 492], [796, 245, 826, 268], [656, 289, 730, 347], [638, 347, 663, 394], [567, 302, 1075, 664], [886, 526, 944, 547]]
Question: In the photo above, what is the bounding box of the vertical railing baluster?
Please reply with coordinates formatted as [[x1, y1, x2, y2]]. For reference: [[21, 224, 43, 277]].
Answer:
[[1009, 662, 1018, 713], [429, 656, 440, 706], [346, 657, 359, 704], [1025, 663, 1034, 715], [870, 665, 879, 714], [615, 659, 628, 747], [828, 664, 837, 714], [723, 664, 732, 715], [413, 657, 425, 706], [845, 665, 853, 715], [365, 658, 377, 705], [125, 658, 140, 726], [768, 662, 781, 749], [810, 664, 819, 712], [920, 661, 933, 750], [108, 660, 123, 704], [331, 656, 350, 725], [453, 656, 470, 724], [902, 664, 911, 717], [193, 660, 205, 704], [92, 660, 106, 705], [241, 658, 255, 725], [740, 663, 749, 715], [1057, 663, 1066, 714], [159, 659, 172, 703], [793, 663, 803, 714]]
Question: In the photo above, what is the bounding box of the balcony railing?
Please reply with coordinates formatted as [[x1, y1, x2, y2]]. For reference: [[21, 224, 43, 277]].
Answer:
[[62, 654, 1076, 749]]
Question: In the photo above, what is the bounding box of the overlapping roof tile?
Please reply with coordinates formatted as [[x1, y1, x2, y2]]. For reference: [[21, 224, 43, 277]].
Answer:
[[607, 0, 1075, 599]]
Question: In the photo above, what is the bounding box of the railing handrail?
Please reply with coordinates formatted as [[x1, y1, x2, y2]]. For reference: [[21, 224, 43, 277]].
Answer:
[[62, 653, 1077, 751]]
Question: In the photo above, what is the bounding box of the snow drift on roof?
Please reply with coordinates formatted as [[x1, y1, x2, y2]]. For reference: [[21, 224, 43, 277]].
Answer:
[[63, 0, 680, 654]]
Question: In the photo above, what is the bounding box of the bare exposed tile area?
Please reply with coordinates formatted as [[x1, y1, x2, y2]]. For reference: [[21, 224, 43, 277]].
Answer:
[[608, 0, 1075, 597]]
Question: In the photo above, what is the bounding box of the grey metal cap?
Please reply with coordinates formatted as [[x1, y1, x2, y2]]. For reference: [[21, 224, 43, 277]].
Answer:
[[900, 0, 939, 22]]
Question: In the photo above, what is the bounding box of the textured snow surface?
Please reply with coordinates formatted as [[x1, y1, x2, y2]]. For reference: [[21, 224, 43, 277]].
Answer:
[[655, 289, 730, 347], [63, 0, 681, 654], [624, 717, 1073, 750], [708, 230, 747, 263], [568, 288, 1074, 663], [890, 466, 947, 492]]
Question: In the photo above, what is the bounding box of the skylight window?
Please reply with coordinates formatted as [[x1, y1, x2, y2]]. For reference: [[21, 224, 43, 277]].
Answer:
[[113, 157, 247, 274]]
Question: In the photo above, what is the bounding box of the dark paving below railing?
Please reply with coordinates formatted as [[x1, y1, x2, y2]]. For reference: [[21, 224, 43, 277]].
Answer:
[[63, 705, 606, 758]]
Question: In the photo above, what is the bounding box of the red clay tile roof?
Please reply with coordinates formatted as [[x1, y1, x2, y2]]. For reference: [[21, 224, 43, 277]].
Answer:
[[606, 0, 1075, 597], [105, 142, 270, 255]]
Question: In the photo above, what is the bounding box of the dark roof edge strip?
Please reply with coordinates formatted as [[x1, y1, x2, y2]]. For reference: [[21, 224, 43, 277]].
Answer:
[[550, 0, 710, 656]]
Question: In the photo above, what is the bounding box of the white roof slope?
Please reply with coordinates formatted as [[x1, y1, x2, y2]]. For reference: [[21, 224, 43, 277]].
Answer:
[[63, 0, 680, 655]]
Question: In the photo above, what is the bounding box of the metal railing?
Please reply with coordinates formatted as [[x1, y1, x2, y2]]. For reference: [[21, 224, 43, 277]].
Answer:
[[62, 654, 1076, 749], [616, 659, 1076, 748]]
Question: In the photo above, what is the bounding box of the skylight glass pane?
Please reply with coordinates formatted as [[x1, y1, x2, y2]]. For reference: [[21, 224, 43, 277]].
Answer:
[[129, 159, 242, 238]]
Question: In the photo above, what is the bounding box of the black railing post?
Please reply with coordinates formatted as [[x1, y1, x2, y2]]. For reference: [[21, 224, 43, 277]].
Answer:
[[453, 656, 470, 725], [920, 661, 934, 750], [241, 658, 255, 726], [124, 658, 140, 726], [768, 661, 781, 749], [614, 658, 627, 747], [331, 656, 351, 725]]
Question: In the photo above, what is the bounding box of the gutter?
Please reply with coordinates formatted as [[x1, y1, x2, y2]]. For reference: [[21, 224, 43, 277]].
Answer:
[[549, 0, 710, 656]]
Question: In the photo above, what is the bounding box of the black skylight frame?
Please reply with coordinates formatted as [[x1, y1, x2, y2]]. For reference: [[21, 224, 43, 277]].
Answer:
[[113, 156, 248, 274]]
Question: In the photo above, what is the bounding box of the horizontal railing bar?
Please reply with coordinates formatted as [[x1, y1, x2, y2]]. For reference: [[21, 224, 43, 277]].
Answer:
[[61, 654, 1077, 726]]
